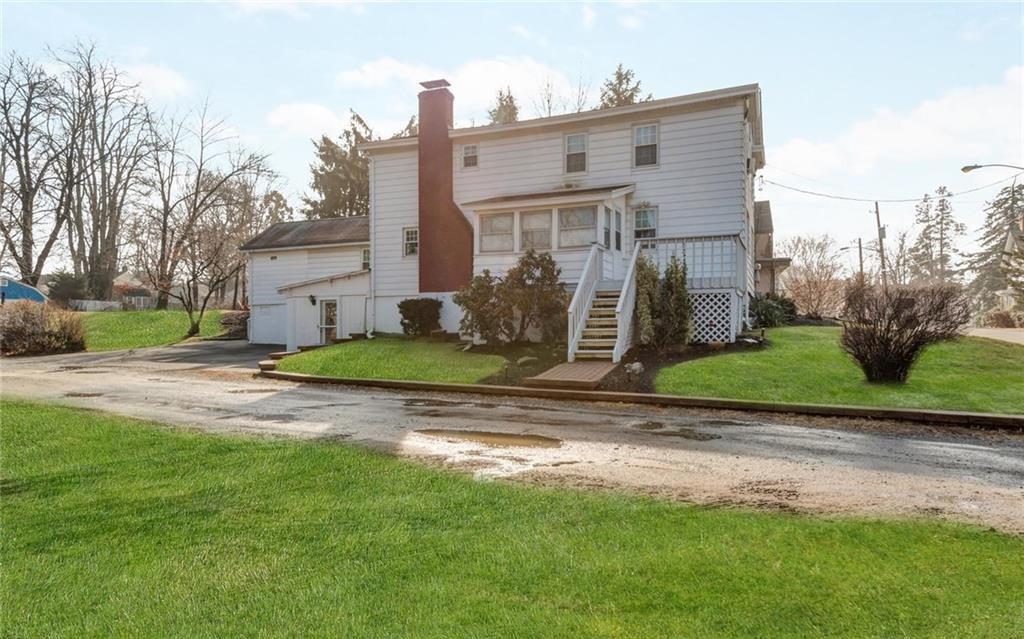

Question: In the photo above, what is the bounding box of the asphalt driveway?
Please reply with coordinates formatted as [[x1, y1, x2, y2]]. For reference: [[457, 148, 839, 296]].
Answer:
[[3, 340, 1023, 533]]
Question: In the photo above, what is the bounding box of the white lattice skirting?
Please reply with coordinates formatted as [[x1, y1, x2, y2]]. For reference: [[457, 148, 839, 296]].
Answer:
[[691, 291, 737, 343]]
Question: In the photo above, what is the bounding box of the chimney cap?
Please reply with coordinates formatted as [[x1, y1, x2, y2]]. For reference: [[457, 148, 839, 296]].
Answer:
[[420, 79, 451, 90]]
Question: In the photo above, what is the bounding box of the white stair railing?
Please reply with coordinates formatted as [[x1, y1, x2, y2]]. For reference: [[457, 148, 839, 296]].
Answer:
[[613, 241, 642, 363], [567, 243, 604, 362]]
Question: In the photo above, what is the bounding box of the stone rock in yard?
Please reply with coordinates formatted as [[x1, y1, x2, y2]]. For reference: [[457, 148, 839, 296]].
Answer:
[[517, 356, 539, 367], [625, 362, 645, 376]]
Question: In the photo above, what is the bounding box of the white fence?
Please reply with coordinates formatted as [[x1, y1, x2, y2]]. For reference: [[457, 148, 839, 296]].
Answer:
[[69, 299, 121, 312]]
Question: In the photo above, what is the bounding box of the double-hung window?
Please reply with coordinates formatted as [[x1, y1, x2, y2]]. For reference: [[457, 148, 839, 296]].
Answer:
[[403, 227, 419, 256], [565, 133, 587, 173], [633, 124, 658, 167], [520, 211, 552, 251], [462, 144, 478, 169], [479, 212, 514, 253], [558, 205, 597, 248], [633, 207, 657, 246]]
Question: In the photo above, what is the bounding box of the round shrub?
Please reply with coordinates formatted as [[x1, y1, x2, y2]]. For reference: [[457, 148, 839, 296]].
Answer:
[[0, 301, 85, 356], [398, 298, 443, 336]]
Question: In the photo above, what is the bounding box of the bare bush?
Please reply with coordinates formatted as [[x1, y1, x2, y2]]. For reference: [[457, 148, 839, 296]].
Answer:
[[840, 282, 970, 383], [0, 300, 84, 355]]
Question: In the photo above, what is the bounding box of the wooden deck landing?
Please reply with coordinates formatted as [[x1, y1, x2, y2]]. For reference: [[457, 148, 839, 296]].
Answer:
[[523, 361, 618, 390]]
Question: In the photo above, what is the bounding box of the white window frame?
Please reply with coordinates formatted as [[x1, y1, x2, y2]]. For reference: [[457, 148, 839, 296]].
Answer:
[[632, 123, 659, 169], [557, 205, 598, 249], [519, 210, 553, 252], [361, 247, 371, 270], [479, 212, 515, 253], [462, 144, 478, 169], [564, 132, 587, 174], [402, 227, 419, 257], [633, 207, 658, 245]]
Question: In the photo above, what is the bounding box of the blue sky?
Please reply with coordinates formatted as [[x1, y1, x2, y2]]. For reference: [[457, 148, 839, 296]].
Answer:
[[3, 1, 1022, 266]]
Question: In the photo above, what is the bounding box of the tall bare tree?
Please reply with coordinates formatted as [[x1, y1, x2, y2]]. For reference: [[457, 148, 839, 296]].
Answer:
[[137, 105, 268, 309], [779, 235, 847, 318], [0, 55, 69, 285], [60, 44, 152, 299]]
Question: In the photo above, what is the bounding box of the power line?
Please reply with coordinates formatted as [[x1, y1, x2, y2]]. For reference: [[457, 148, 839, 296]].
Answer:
[[761, 172, 1023, 204]]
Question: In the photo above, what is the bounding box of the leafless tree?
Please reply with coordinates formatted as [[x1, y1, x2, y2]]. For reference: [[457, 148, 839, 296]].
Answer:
[[59, 44, 152, 299], [840, 281, 970, 383], [778, 235, 847, 318], [136, 104, 268, 309], [164, 218, 245, 337], [0, 55, 69, 286], [531, 72, 592, 118]]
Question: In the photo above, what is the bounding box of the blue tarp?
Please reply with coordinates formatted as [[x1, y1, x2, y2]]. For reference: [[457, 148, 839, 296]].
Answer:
[[0, 275, 47, 303]]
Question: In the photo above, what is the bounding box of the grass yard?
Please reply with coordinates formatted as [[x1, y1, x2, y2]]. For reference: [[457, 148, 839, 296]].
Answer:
[[2, 401, 1023, 637], [656, 326, 1024, 414], [82, 309, 223, 351], [276, 336, 507, 384]]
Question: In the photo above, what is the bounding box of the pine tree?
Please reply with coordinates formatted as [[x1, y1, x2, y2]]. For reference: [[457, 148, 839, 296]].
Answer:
[[301, 112, 374, 220], [907, 187, 965, 284], [964, 182, 1024, 310], [487, 88, 519, 125], [1005, 241, 1024, 306], [598, 64, 652, 109], [655, 256, 693, 351]]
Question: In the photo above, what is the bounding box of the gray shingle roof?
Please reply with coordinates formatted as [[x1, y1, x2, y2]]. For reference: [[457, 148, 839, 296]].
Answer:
[[240, 216, 369, 251]]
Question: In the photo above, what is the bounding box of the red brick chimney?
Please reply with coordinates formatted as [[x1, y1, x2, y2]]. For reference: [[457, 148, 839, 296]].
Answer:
[[417, 79, 473, 293]]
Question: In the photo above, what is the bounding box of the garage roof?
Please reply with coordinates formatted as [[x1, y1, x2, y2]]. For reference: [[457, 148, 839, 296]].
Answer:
[[240, 216, 369, 251]]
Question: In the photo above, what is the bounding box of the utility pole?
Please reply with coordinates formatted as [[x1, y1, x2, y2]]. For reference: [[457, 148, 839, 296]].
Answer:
[[873, 201, 888, 289], [857, 237, 864, 281]]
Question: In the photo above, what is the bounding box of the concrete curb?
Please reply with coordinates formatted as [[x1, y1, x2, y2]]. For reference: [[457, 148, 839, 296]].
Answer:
[[260, 369, 1024, 430]]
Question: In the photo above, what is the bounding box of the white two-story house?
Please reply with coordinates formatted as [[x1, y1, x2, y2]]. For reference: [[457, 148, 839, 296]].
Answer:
[[244, 79, 769, 360]]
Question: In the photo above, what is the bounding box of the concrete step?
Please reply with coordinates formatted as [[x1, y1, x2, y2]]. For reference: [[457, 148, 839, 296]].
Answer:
[[258, 360, 278, 371], [268, 350, 299, 360]]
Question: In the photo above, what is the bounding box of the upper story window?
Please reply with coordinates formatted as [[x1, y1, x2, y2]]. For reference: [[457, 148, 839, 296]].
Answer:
[[520, 211, 552, 251], [403, 227, 419, 256], [565, 133, 587, 173], [462, 144, 478, 169], [361, 247, 371, 270], [558, 205, 597, 248], [633, 207, 657, 244], [480, 212, 514, 253], [633, 124, 659, 167]]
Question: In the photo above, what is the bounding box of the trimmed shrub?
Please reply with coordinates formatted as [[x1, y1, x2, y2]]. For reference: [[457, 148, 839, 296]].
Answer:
[[750, 295, 787, 328], [0, 301, 85, 356], [981, 309, 1017, 328], [655, 255, 693, 351], [840, 282, 970, 384], [634, 254, 659, 346], [453, 250, 566, 346], [398, 298, 443, 336]]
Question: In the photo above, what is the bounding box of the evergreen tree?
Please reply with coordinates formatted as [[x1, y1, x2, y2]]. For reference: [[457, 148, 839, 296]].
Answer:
[[487, 88, 519, 125], [392, 115, 417, 138], [964, 182, 1024, 310], [1005, 241, 1024, 306], [301, 112, 374, 220], [598, 64, 652, 109], [654, 256, 693, 351], [908, 187, 965, 284]]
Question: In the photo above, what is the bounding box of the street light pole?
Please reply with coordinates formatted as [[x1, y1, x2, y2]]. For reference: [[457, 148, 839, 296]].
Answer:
[[961, 163, 1024, 173]]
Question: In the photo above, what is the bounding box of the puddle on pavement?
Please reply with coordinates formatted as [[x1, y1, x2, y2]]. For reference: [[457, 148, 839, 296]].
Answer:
[[633, 420, 665, 431], [403, 398, 468, 408], [630, 421, 720, 441], [416, 429, 562, 449], [64, 392, 104, 398], [226, 388, 277, 394]]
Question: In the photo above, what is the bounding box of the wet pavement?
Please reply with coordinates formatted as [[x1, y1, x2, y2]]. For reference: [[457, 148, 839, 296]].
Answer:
[[3, 340, 1023, 533]]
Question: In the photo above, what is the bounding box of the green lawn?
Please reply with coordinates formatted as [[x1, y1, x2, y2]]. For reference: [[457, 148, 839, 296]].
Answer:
[[2, 401, 1022, 637], [276, 336, 507, 383], [656, 326, 1024, 414], [82, 310, 223, 351]]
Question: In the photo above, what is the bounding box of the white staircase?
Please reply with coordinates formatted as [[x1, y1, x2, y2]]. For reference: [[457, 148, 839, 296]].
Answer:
[[574, 288, 620, 360]]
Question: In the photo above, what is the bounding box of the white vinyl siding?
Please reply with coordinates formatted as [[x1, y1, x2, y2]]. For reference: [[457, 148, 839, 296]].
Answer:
[[370, 150, 418, 297], [248, 244, 366, 306]]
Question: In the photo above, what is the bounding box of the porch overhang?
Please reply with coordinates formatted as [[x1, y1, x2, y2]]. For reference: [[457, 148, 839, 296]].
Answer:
[[461, 184, 635, 213]]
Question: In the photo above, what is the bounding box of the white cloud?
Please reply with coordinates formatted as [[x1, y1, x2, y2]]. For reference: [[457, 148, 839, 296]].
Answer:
[[581, 4, 596, 30], [509, 25, 548, 47], [266, 103, 345, 138], [618, 14, 643, 30], [335, 56, 577, 121], [770, 66, 1024, 179], [122, 64, 190, 100]]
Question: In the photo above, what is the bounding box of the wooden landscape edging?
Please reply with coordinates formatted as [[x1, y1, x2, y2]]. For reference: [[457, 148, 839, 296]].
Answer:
[[259, 369, 1024, 430]]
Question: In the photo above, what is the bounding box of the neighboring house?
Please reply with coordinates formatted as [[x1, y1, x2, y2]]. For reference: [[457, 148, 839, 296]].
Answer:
[[240, 216, 370, 348], [245, 79, 770, 359], [997, 224, 1023, 310], [753, 201, 790, 296], [0, 275, 47, 304]]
